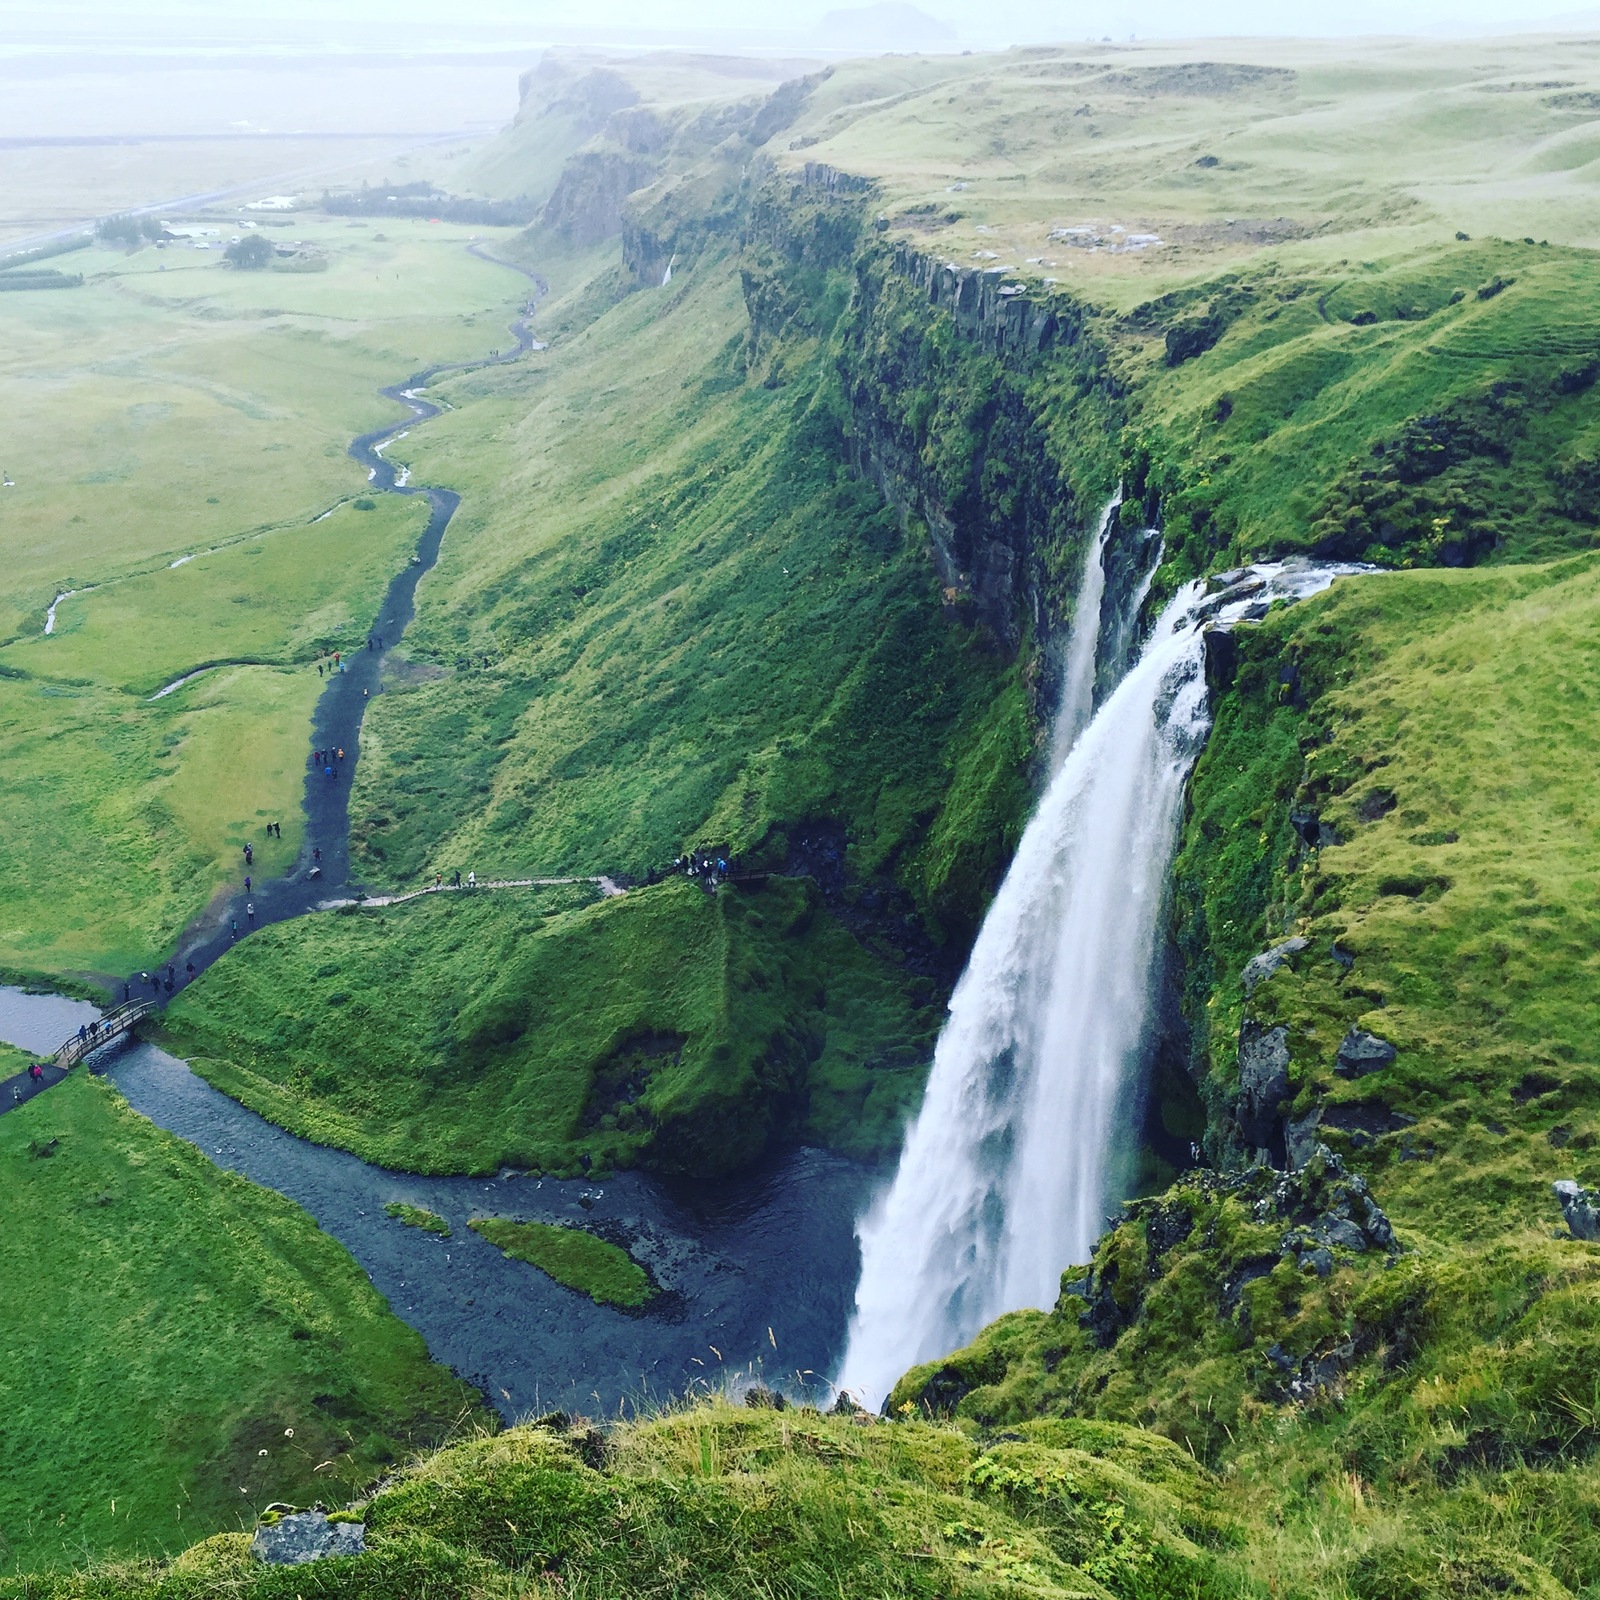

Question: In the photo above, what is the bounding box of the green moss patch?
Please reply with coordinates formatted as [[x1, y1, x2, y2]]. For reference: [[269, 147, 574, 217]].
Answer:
[[468, 1217, 654, 1309], [385, 1202, 450, 1236]]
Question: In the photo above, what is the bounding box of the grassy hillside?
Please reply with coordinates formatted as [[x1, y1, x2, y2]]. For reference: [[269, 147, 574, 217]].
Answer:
[[0, 1072, 483, 1575], [0, 1402, 1269, 1600], [352, 246, 1029, 918], [162, 875, 944, 1175]]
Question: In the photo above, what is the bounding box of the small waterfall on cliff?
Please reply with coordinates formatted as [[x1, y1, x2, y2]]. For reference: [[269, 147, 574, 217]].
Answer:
[[837, 561, 1361, 1409], [1048, 496, 1117, 775]]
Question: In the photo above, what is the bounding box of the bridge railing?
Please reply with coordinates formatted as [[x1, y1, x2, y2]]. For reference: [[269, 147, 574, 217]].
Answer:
[[51, 999, 154, 1069]]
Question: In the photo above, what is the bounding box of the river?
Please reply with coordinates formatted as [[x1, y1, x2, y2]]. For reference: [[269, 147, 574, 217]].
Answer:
[[0, 984, 868, 1418]]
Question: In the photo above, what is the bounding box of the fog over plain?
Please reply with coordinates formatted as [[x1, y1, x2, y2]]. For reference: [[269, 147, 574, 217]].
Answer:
[[9, 0, 1599, 52]]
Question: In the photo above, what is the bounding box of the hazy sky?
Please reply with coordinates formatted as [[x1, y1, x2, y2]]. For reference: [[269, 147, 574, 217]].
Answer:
[[10, 0, 1593, 48]]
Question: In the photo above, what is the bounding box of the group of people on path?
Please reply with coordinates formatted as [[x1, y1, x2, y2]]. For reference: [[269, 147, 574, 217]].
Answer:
[[313, 746, 347, 782], [667, 850, 733, 891], [127, 964, 180, 996], [315, 649, 348, 680], [430, 869, 475, 890]]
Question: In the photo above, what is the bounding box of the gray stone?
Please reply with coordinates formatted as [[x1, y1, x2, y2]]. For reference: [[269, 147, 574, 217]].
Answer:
[[1299, 1247, 1334, 1277], [1238, 1021, 1291, 1146], [1335, 1029, 1397, 1079], [251, 1511, 366, 1566], [1554, 1179, 1600, 1242], [1285, 1108, 1322, 1170], [1241, 937, 1308, 998], [1311, 1216, 1369, 1252]]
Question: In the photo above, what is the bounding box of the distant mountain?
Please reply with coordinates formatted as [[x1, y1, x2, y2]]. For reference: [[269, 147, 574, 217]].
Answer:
[[810, 3, 957, 52]]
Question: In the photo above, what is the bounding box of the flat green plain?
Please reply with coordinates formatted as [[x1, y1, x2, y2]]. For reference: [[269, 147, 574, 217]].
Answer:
[[0, 220, 531, 981]]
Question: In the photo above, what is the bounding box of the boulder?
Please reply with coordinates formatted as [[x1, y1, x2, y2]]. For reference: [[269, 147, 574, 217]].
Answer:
[[1241, 937, 1308, 998], [1298, 1246, 1334, 1277], [1310, 1215, 1369, 1252], [1554, 1179, 1600, 1242], [1335, 1029, 1397, 1079], [1285, 1108, 1322, 1170], [251, 1511, 365, 1566], [1237, 1020, 1291, 1146]]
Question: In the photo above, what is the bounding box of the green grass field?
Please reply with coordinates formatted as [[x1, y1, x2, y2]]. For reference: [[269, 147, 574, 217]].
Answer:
[[0, 221, 531, 981], [0, 666, 320, 978], [468, 1217, 655, 1309], [0, 1071, 483, 1575], [7, 497, 425, 695]]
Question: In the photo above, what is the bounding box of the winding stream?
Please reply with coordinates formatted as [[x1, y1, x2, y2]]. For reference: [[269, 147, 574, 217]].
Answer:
[[0, 986, 865, 1418], [4, 247, 871, 1419]]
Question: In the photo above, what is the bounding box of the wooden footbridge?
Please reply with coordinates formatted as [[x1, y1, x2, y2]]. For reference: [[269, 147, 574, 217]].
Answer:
[[51, 999, 155, 1070]]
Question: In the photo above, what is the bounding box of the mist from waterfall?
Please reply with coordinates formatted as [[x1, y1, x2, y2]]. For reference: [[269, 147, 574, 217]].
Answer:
[[837, 557, 1361, 1410]]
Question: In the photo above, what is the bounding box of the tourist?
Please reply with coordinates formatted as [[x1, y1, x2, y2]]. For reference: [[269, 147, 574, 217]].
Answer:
[[246, 903, 255, 923], [467, 870, 476, 888]]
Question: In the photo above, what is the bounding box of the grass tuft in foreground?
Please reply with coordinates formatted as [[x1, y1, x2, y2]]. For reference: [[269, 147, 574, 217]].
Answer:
[[0, 1402, 1255, 1599]]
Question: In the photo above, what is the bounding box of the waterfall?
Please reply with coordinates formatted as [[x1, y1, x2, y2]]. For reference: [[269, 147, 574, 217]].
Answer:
[[837, 560, 1362, 1409], [1048, 495, 1117, 775]]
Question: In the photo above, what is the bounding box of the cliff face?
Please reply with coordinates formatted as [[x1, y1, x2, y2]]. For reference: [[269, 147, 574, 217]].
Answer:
[[542, 152, 658, 246], [736, 166, 1130, 719]]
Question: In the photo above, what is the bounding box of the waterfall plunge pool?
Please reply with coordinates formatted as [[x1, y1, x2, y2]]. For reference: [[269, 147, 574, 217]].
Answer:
[[0, 985, 871, 1421]]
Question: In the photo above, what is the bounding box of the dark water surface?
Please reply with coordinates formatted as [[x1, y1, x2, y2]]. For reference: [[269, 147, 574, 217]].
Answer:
[[108, 1041, 870, 1419], [0, 986, 869, 1420]]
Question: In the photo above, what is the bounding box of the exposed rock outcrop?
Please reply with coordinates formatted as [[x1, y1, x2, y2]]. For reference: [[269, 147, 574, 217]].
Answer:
[[251, 1511, 365, 1566], [1074, 1147, 1397, 1353], [1240, 936, 1307, 997], [542, 152, 657, 246], [1554, 1179, 1600, 1241], [887, 241, 1073, 360], [1237, 1019, 1291, 1151], [1335, 1028, 1398, 1079]]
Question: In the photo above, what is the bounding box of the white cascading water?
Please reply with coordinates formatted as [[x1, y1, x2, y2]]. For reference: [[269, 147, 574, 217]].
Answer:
[[1047, 495, 1118, 775], [837, 558, 1361, 1409]]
